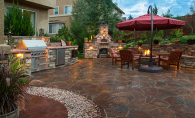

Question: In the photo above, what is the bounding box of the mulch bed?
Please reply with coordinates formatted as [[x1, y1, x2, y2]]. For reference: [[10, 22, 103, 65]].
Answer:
[[20, 95, 68, 118]]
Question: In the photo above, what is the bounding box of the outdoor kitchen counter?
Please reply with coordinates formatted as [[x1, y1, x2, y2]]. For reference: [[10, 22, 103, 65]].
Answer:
[[10, 49, 33, 54], [47, 46, 78, 49]]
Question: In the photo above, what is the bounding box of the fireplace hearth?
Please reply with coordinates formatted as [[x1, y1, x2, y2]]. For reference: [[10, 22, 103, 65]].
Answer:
[[83, 24, 126, 59]]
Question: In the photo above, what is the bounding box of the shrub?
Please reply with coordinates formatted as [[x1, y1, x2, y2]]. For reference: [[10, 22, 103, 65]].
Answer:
[[0, 53, 30, 115], [4, 3, 34, 36]]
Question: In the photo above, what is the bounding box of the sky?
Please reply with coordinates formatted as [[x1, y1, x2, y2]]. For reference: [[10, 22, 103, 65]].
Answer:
[[113, 0, 193, 19]]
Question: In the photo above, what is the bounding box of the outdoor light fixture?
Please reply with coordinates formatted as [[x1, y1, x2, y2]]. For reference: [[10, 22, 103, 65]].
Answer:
[[118, 46, 123, 50], [89, 47, 93, 50], [16, 53, 23, 58], [41, 38, 45, 41], [75, 47, 78, 50]]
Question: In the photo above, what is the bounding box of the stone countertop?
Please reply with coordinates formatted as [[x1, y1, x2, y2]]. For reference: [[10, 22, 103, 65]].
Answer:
[[10, 49, 33, 53], [47, 46, 78, 49]]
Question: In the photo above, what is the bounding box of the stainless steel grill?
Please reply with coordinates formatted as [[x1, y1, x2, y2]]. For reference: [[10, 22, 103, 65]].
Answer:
[[16, 40, 48, 72]]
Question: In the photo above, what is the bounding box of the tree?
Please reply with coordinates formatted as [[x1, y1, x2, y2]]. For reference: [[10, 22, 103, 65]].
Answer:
[[4, 3, 34, 36], [162, 8, 173, 18], [184, 1, 195, 33], [148, 3, 158, 15], [128, 14, 133, 20], [152, 3, 158, 15], [70, 0, 120, 51]]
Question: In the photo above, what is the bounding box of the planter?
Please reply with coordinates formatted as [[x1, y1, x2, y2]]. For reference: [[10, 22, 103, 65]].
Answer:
[[89, 43, 93, 46], [84, 40, 88, 43], [0, 106, 19, 118], [138, 43, 142, 47], [187, 39, 195, 45], [175, 40, 180, 44], [67, 41, 71, 46], [89, 40, 92, 43], [153, 40, 159, 44], [55, 40, 61, 42], [118, 40, 122, 43]]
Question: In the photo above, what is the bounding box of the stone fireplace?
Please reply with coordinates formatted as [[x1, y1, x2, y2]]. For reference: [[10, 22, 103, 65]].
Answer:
[[83, 24, 126, 58]]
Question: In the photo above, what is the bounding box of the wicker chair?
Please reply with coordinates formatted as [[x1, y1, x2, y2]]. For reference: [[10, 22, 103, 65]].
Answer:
[[110, 48, 120, 65], [158, 50, 183, 70], [120, 50, 141, 70]]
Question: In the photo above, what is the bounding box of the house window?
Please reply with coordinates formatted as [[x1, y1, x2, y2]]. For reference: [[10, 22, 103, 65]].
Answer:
[[54, 7, 59, 15], [49, 24, 64, 34], [49, 24, 57, 34], [64, 6, 71, 14], [59, 24, 63, 29]]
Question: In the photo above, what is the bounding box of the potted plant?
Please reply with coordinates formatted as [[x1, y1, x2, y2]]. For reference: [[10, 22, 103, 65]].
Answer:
[[84, 37, 88, 43], [89, 40, 92, 43], [66, 36, 71, 46], [153, 37, 162, 44], [137, 40, 143, 46], [0, 53, 30, 118], [185, 35, 195, 45], [54, 36, 61, 42]]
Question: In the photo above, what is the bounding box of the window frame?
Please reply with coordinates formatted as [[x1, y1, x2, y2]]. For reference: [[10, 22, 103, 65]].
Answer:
[[64, 5, 72, 14], [49, 24, 65, 34], [54, 6, 59, 15]]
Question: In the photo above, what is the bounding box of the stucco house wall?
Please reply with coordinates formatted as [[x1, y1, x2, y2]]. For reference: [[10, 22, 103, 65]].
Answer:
[[4, 0, 56, 36], [0, 0, 4, 44]]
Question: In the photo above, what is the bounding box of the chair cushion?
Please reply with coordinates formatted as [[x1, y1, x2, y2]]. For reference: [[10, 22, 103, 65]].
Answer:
[[134, 58, 139, 60], [128, 47, 138, 54], [160, 58, 168, 61]]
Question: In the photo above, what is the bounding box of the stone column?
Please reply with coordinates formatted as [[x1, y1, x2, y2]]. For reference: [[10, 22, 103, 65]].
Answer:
[[0, 0, 11, 58]]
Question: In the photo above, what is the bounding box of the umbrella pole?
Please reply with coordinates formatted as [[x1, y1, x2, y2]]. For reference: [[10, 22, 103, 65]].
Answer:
[[149, 5, 153, 67], [138, 5, 163, 73]]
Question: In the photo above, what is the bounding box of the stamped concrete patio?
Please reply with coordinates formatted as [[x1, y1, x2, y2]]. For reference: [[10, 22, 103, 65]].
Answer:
[[31, 58, 195, 118]]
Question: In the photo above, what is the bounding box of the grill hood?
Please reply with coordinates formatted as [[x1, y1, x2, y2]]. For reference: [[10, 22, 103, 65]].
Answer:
[[16, 40, 47, 51]]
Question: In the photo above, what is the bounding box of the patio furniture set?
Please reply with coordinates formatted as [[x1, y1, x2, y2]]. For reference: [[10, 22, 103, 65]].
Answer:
[[110, 47, 183, 70]]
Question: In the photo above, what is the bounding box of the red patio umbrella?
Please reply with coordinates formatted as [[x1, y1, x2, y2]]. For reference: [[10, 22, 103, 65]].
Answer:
[[116, 14, 186, 31], [116, 7, 186, 73]]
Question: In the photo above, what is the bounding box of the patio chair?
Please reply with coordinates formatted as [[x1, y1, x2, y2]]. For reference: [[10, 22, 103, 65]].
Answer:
[[128, 47, 139, 54], [110, 48, 120, 65], [158, 50, 183, 70], [120, 50, 141, 70]]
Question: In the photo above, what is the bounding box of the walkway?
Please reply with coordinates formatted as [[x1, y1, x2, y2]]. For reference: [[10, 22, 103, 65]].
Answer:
[[31, 58, 195, 118]]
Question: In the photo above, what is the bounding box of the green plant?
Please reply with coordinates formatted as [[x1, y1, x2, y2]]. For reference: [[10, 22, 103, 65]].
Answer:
[[4, 2, 34, 36], [44, 33, 49, 37], [161, 40, 171, 44], [66, 36, 71, 41], [78, 53, 84, 59], [123, 46, 129, 49], [71, 40, 77, 45], [171, 38, 177, 43], [137, 40, 143, 43], [84, 37, 88, 40], [153, 37, 162, 41], [0, 52, 30, 115], [179, 37, 187, 44]]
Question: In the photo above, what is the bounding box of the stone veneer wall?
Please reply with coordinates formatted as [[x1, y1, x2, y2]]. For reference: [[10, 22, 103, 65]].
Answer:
[[48, 48, 78, 69], [83, 43, 126, 58], [140, 44, 195, 69]]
